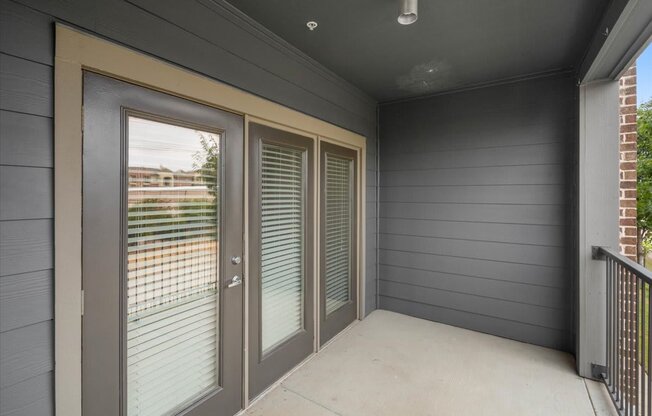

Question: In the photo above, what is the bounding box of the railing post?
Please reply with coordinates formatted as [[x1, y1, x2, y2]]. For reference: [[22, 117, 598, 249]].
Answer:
[[591, 246, 608, 384]]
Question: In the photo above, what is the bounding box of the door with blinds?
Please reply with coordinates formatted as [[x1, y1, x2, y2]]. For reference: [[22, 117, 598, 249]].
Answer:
[[320, 142, 358, 345], [82, 73, 244, 416], [248, 123, 315, 399]]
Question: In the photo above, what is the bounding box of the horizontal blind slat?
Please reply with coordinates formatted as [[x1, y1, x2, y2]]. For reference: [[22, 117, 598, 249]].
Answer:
[[324, 154, 353, 315], [260, 144, 305, 352]]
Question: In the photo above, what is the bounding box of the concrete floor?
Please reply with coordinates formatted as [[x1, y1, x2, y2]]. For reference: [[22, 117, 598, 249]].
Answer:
[[245, 310, 617, 416]]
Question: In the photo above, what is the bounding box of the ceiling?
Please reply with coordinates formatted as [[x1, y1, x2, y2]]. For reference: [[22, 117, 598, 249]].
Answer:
[[226, 0, 609, 102]]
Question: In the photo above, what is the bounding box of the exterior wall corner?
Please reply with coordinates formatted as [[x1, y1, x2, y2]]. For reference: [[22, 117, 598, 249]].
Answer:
[[619, 65, 637, 261]]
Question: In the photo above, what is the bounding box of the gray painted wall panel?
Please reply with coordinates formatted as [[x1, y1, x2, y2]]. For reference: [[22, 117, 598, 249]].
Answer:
[[380, 184, 566, 205], [381, 164, 564, 187], [380, 202, 566, 225], [0, 0, 53, 65], [0, 371, 53, 416], [380, 296, 567, 350], [0, 219, 53, 277], [380, 265, 566, 308], [381, 142, 565, 171], [379, 75, 574, 350], [380, 280, 567, 330], [0, 4, 56, 412], [381, 121, 571, 155], [0, 53, 52, 117], [380, 234, 564, 267], [0, 111, 53, 168], [380, 249, 566, 288], [380, 218, 565, 247], [0, 0, 377, 412], [0, 321, 53, 389], [0, 166, 52, 220], [0, 270, 53, 332]]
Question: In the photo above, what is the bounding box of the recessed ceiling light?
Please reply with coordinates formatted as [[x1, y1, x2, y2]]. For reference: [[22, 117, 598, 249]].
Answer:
[[398, 0, 418, 25], [307, 21, 318, 31]]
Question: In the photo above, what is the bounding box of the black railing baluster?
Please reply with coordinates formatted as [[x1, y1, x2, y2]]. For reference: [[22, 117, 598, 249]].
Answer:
[[615, 258, 619, 396], [611, 261, 619, 393], [639, 279, 643, 415], [643, 283, 652, 416], [627, 272, 638, 416], [635, 274, 639, 415], [628, 268, 631, 416], [616, 257, 619, 396], [628, 268, 632, 415], [631, 269, 635, 416], [621, 262, 624, 409], [622, 263, 626, 412], [628, 269, 632, 416], [637, 282, 647, 416], [616, 260, 619, 402], [629, 269, 632, 416], [609, 257, 613, 386], [616, 258, 619, 398]]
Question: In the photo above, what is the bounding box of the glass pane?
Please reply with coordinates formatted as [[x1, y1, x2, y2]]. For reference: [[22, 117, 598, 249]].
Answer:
[[126, 116, 220, 416], [260, 144, 305, 353], [324, 154, 353, 315]]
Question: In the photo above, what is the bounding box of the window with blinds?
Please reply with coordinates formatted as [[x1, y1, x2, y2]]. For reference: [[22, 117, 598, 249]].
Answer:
[[260, 143, 305, 353], [126, 116, 221, 416], [324, 154, 354, 315]]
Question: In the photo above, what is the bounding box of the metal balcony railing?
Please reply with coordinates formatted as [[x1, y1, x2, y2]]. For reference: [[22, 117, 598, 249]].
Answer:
[[594, 246, 652, 416]]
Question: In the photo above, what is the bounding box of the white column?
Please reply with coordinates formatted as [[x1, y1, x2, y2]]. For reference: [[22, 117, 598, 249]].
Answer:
[[577, 80, 620, 378]]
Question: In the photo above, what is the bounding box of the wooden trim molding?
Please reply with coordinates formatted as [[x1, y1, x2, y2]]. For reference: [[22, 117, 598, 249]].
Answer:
[[54, 24, 365, 415], [54, 51, 83, 416]]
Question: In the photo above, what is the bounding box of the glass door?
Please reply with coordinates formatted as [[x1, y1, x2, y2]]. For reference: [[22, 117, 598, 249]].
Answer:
[[247, 123, 315, 399], [82, 72, 244, 416], [320, 141, 358, 345]]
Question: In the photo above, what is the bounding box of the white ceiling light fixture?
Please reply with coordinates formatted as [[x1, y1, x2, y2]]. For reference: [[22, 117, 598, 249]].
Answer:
[[307, 21, 318, 31], [398, 0, 418, 25]]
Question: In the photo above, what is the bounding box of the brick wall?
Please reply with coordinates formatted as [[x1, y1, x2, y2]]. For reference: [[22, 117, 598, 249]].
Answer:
[[619, 65, 637, 261]]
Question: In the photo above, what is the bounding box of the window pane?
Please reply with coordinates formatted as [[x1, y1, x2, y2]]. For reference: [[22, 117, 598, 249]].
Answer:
[[324, 154, 353, 315], [126, 116, 220, 415], [260, 144, 305, 353]]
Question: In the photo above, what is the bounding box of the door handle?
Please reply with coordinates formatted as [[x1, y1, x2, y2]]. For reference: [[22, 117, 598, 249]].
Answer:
[[227, 275, 242, 288]]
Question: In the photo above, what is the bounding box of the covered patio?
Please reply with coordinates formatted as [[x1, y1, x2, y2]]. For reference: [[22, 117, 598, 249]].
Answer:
[[2, 0, 652, 415], [245, 310, 615, 416]]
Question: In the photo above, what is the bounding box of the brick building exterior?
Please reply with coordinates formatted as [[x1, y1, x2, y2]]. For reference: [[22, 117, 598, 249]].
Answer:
[[619, 65, 637, 261]]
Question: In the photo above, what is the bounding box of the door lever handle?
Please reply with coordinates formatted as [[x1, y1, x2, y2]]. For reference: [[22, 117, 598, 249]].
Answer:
[[227, 275, 242, 288]]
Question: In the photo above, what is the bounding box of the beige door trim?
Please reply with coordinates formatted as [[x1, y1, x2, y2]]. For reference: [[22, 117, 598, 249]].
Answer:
[[54, 24, 366, 416]]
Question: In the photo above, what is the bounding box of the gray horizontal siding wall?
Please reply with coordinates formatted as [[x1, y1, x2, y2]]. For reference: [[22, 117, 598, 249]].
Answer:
[[0, 0, 377, 414], [378, 75, 575, 351]]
